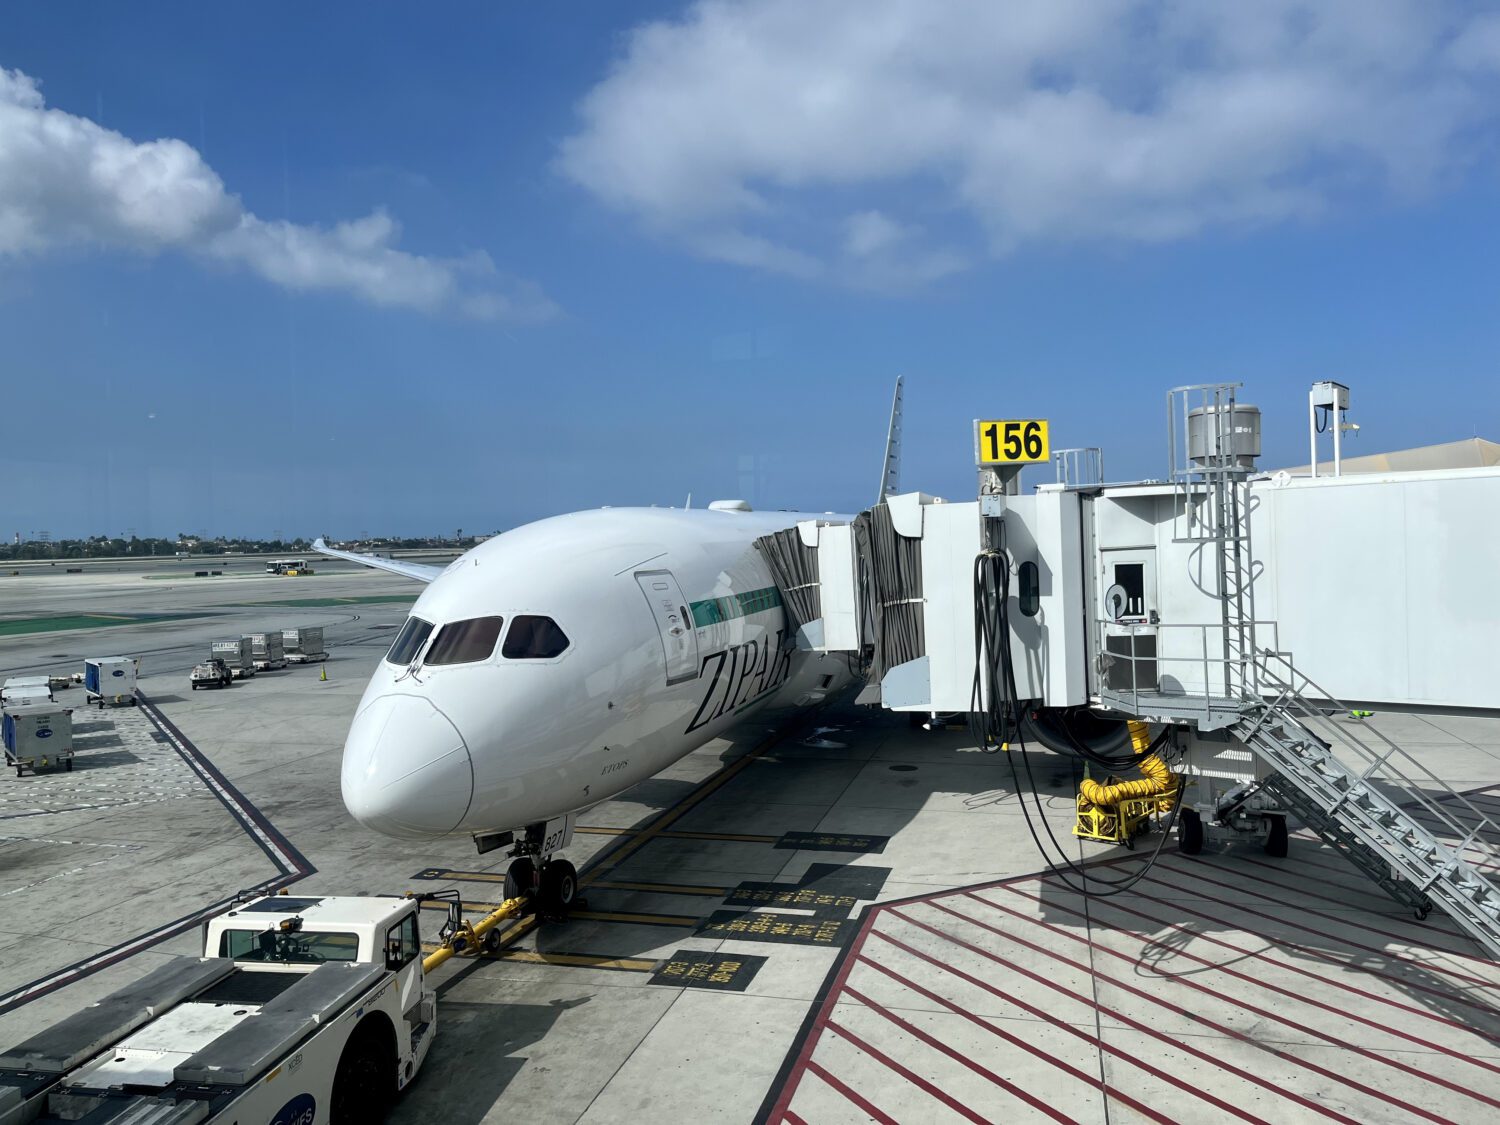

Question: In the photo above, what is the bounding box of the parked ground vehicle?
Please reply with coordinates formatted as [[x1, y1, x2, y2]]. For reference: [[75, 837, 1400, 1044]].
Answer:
[[190, 658, 233, 690], [0, 894, 437, 1124]]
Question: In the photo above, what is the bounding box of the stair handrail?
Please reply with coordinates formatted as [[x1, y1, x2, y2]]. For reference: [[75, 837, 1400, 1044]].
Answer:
[[1256, 648, 1500, 865]]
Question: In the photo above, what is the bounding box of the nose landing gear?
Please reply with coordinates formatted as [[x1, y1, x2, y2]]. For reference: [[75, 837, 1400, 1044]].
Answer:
[[498, 814, 581, 919]]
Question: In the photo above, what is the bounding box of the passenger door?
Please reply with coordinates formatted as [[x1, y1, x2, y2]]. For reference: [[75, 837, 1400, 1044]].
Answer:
[[635, 570, 699, 685]]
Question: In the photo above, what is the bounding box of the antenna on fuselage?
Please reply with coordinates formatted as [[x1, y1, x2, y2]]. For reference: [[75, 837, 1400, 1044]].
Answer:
[[684, 492, 692, 509], [876, 376, 904, 505]]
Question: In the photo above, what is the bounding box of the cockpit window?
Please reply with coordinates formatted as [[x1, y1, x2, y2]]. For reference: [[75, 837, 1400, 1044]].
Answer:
[[503, 616, 570, 659], [425, 616, 505, 666], [385, 617, 433, 665]]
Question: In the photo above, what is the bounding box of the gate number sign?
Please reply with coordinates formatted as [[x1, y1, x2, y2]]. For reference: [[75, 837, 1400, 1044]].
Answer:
[[975, 419, 1049, 465]]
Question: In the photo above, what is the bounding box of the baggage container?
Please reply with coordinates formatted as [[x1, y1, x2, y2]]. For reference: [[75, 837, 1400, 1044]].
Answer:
[[211, 639, 256, 679], [245, 632, 287, 671], [84, 657, 138, 706], [2, 702, 74, 775], [1, 677, 52, 707], [282, 626, 327, 663]]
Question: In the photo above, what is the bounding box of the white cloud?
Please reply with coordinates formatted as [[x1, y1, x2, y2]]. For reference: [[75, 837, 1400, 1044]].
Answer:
[[0, 67, 556, 321], [558, 0, 1500, 286]]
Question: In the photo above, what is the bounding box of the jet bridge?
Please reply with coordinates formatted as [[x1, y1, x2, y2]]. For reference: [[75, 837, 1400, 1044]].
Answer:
[[757, 381, 1500, 958]]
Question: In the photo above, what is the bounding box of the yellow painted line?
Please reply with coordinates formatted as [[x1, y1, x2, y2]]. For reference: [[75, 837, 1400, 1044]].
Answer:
[[488, 950, 657, 972], [577, 715, 817, 889], [579, 825, 777, 843], [422, 899, 695, 927], [571, 909, 698, 927], [590, 879, 729, 897], [419, 869, 508, 884], [494, 915, 539, 946]]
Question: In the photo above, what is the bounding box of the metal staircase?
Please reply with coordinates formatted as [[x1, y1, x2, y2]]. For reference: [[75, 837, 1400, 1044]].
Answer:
[[1162, 383, 1500, 959], [1237, 654, 1500, 958]]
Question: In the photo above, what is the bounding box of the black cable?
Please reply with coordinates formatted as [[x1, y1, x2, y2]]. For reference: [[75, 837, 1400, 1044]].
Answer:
[[969, 521, 1183, 896]]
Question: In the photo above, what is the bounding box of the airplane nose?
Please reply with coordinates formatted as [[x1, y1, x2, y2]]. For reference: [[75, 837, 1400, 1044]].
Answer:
[[341, 695, 473, 837]]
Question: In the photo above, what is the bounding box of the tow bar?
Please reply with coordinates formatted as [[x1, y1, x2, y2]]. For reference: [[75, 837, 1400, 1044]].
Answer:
[[416, 890, 532, 973]]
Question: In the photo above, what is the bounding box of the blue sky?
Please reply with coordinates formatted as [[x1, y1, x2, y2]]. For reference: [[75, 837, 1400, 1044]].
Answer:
[[1, 2, 1497, 539]]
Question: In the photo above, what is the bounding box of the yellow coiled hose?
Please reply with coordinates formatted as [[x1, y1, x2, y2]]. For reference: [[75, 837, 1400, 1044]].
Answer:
[[1079, 721, 1176, 806]]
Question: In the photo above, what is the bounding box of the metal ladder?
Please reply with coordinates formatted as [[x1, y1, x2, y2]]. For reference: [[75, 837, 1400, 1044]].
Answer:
[[1236, 652, 1500, 958]]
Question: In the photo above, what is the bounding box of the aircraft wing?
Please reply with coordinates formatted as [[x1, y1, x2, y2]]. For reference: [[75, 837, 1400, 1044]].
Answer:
[[312, 538, 443, 584]]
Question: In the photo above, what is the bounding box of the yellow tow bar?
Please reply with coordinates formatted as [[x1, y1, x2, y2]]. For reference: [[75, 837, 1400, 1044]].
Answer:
[[421, 894, 529, 974]]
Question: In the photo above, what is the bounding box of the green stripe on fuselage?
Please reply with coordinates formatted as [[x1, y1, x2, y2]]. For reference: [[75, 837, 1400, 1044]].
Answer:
[[689, 586, 783, 628]]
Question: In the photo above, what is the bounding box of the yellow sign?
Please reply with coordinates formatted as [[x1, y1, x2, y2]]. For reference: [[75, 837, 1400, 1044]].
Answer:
[[975, 419, 1050, 465]]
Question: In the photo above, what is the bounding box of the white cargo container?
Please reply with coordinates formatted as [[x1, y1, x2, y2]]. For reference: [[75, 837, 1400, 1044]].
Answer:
[[245, 632, 287, 671], [282, 626, 327, 663], [211, 639, 256, 679], [2, 702, 74, 775], [84, 657, 138, 706], [1, 677, 53, 707]]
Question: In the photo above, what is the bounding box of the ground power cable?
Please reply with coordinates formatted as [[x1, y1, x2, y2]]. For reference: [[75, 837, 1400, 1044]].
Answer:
[[967, 532, 1183, 897]]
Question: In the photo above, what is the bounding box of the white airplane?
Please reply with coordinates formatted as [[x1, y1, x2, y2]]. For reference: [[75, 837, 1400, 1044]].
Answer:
[[315, 381, 903, 911]]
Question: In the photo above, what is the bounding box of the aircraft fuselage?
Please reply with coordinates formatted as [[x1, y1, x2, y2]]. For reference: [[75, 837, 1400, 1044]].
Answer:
[[339, 507, 853, 840]]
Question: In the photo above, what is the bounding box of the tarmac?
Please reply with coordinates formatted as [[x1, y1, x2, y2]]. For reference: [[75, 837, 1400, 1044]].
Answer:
[[1, 560, 1498, 1124]]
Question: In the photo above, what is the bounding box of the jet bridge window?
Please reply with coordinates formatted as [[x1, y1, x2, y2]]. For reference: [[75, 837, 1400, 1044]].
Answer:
[[385, 616, 434, 665], [503, 615, 570, 659], [425, 616, 505, 666]]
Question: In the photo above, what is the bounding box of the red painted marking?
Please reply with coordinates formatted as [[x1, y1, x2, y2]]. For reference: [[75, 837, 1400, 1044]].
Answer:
[[805, 1060, 899, 1124], [1163, 852, 1494, 964], [995, 882, 1500, 1054], [840, 986, 1084, 1124], [1089, 862, 1500, 1021], [1217, 854, 1492, 960], [1130, 861, 1500, 990], [762, 911, 877, 1123], [1288, 845, 1493, 897], [933, 896, 1493, 1121], [782, 1113, 808, 1125], [852, 959, 1176, 1125], [886, 905, 1396, 1125], [1265, 847, 1483, 920], [826, 1016, 1013, 1125], [868, 927, 1275, 1125], [986, 885, 1500, 1078]]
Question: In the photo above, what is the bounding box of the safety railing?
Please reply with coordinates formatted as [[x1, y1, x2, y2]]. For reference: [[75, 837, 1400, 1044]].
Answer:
[[1254, 649, 1500, 869], [1093, 619, 1281, 722], [1053, 447, 1104, 488]]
